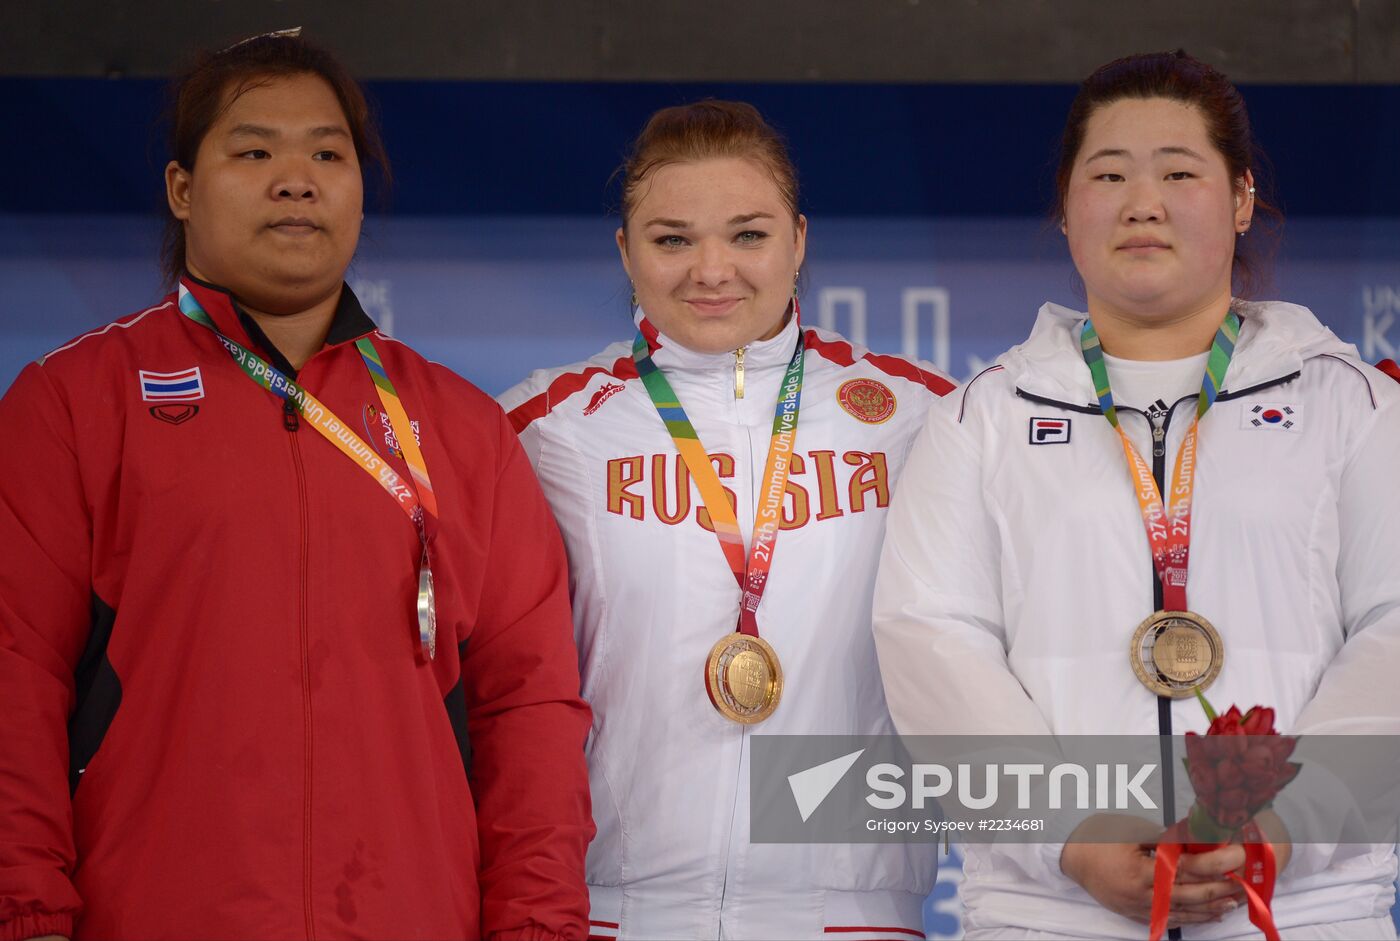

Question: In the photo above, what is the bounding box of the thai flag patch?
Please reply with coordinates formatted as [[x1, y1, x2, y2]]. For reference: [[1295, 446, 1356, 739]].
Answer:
[[139, 367, 205, 402], [1242, 402, 1300, 431], [1029, 416, 1071, 445]]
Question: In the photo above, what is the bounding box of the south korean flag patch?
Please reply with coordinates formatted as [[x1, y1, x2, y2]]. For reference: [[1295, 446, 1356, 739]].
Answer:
[[1242, 403, 1301, 432]]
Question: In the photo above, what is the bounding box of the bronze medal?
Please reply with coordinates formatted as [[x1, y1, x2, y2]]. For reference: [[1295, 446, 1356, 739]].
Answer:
[[705, 633, 783, 724], [1130, 610, 1223, 698]]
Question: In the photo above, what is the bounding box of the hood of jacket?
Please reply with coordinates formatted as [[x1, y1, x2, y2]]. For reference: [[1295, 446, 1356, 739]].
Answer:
[[1001, 300, 1361, 406]]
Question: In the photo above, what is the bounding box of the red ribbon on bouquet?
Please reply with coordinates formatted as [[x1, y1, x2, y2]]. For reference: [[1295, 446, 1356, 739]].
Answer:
[[1149, 818, 1278, 941], [1147, 697, 1300, 941]]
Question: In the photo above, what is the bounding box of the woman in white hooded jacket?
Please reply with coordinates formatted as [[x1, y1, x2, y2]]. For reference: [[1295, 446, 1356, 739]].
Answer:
[[874, 51, 1400, 940]]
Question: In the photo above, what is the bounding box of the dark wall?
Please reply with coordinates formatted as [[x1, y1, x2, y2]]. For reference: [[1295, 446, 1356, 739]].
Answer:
[[4, 0, 1399, 83], [4, 79, 1399, 217]]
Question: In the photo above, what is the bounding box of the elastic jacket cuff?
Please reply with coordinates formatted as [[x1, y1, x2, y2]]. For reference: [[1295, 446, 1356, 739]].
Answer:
[[0, 911, 74, 941]]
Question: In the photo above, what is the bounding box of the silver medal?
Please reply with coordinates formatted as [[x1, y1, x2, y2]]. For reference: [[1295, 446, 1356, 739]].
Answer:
[[417, 560, 437, 660]]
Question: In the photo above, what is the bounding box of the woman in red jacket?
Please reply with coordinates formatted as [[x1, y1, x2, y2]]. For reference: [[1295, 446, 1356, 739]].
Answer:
[[0, 31, 592, 941]]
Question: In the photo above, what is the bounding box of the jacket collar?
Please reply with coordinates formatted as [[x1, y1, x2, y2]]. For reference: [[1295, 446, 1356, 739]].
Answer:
[[181, 274, 377, 376], [1001, 300, 1359, 406], [634, 303, 803, 374]]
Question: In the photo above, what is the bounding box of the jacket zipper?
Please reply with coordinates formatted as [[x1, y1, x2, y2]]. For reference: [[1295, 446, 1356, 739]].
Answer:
[[285, 404, 315, 941], [716, 412, 759, 933], [733, 347, 746, 399], [1143, 400, 1179, 938], [1142, 402, 1171, 612]]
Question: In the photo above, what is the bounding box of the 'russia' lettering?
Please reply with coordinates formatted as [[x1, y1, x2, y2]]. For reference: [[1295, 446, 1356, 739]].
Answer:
[[605, 450, 890, 530]]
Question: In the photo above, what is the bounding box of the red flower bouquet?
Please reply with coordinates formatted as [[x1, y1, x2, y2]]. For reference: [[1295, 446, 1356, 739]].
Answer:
[[1182, 702, 1302, 843], [1148, 693, 1301, 941]]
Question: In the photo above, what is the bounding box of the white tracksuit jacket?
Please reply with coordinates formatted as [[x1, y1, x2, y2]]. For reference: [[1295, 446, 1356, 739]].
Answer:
[[874, 300, 1400, 939], [500, 311, 952, 940]]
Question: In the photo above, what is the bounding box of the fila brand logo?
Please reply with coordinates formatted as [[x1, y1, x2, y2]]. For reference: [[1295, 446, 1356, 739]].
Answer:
[[1029, 417, 1071, 445], [1243, 403, 1301, 431], [139, 367, 204, 402], [584, 382, 625, 416]]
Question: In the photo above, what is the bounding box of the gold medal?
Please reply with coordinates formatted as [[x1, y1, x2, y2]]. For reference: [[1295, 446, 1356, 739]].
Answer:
[[417, 559, 437, 661], [705, 633, 783, 724], [1130, 610, 1223, 698]]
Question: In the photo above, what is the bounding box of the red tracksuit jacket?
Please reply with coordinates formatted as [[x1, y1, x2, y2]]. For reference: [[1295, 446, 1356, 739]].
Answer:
[[0, 277, 593, 940]]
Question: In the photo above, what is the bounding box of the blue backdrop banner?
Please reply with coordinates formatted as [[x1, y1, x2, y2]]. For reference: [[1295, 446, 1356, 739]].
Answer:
[[3, 213, 1398, 396]]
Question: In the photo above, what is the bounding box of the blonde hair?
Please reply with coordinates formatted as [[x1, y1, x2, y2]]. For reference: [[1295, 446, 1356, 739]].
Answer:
[[617, 99, 800, 228]]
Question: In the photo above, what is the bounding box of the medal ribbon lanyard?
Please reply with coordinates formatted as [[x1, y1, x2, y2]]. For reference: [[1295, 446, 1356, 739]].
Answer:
[[1079, 311, 1239, 612], [177, 284, 441, 657], [632, 322, 805, 637]]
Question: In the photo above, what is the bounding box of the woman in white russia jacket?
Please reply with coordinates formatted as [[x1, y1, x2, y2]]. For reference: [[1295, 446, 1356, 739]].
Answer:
[[499, 101, 951, 940], [874, 53, 1400, 940]]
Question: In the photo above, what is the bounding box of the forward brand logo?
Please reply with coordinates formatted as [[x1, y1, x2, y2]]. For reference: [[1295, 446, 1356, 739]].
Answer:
[[584, 382, 626, 416], [140, 367, 204, 425], [1243, 403, 1301, 432], [1029, 417, 1071, 445]]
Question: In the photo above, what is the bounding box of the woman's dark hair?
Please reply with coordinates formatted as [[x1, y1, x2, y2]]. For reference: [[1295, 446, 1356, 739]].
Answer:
[[1053, 50, 1281, 298], [159, 31, 390, 286], [616, 100, 801, 230]]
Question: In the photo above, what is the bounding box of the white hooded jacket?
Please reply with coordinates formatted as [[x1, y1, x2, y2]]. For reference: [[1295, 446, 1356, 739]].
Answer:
[[500, 312, 953, 940], [874, 301, 1400, 938]]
